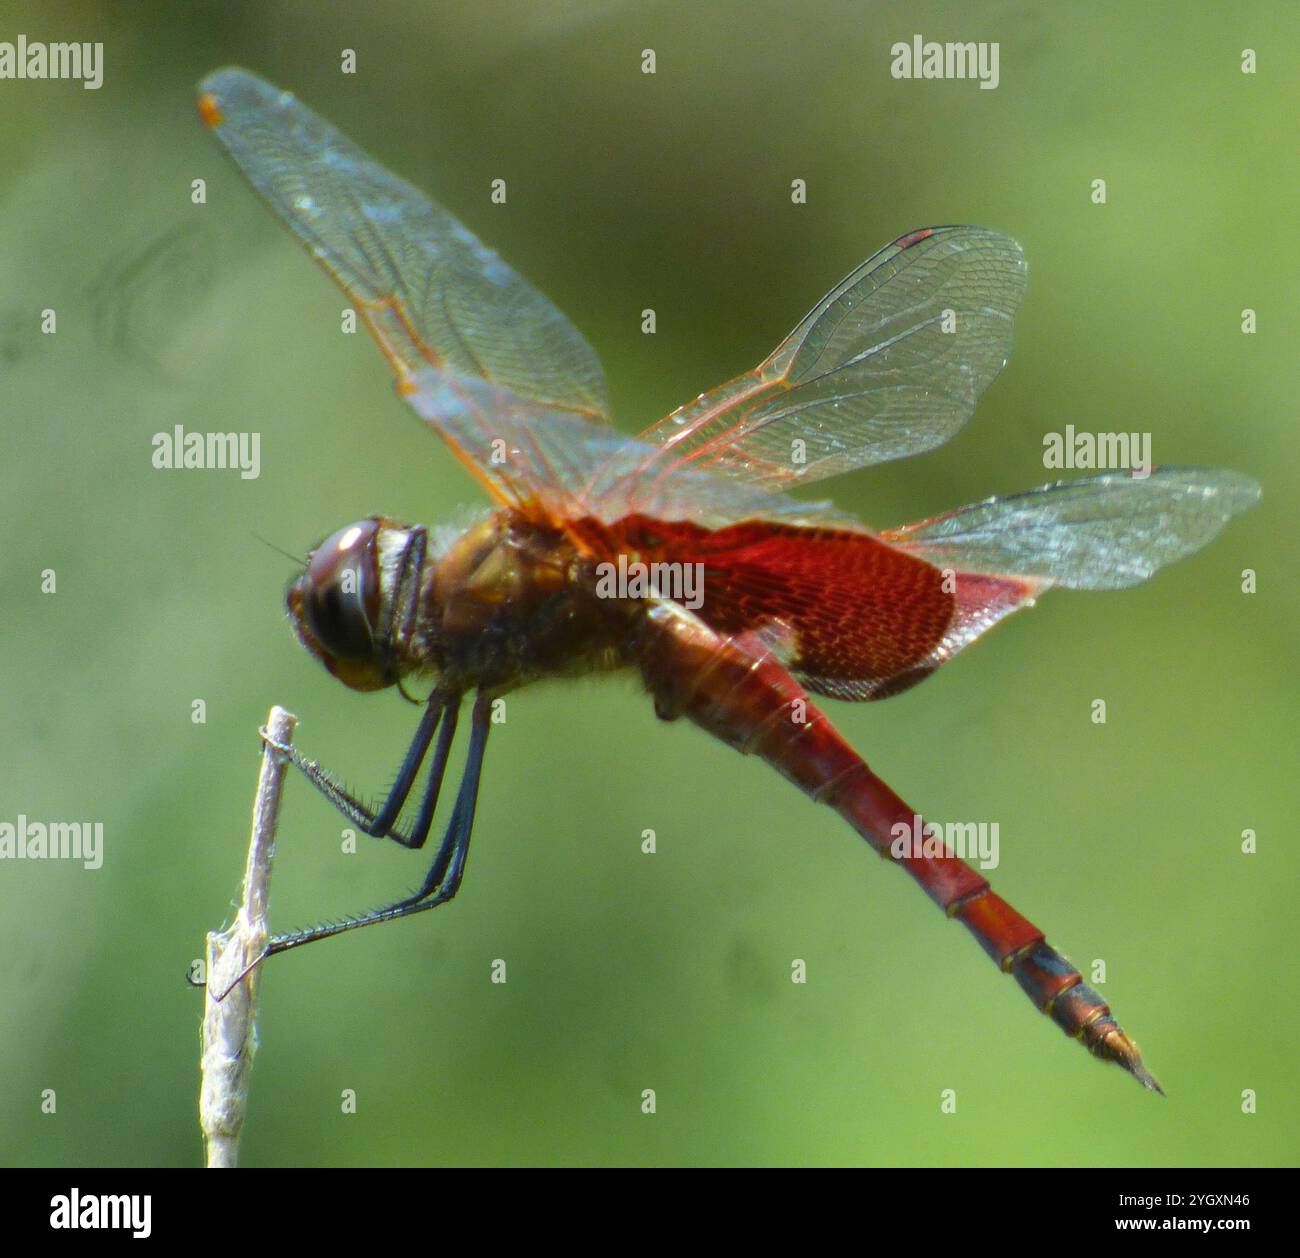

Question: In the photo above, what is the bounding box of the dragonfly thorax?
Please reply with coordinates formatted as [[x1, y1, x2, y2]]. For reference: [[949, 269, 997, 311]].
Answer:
[[424, 512, 633, 692]]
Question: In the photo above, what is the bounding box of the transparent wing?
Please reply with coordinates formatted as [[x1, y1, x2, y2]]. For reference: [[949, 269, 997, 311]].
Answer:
[[882, 468, 1261, 589], [403, 370, 854, 534], [596, 466, 1258, 703], [197, 67, 609, 469], [634, 226, 1027, 489]]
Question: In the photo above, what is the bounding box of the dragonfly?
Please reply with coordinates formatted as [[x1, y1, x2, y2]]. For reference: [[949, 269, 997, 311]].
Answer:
[[199, 67, 1258, 1092]]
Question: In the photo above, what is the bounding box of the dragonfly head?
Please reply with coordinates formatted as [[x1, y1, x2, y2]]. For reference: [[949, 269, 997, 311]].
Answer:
[[287, 517, 420, 692]]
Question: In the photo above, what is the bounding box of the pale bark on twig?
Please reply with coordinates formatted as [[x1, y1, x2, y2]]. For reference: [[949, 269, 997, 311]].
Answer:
[[199, 705, 297, 1169]]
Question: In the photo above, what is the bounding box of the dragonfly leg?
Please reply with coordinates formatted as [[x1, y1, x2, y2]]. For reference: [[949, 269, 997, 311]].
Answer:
[[261, 690, 492, 960], [262, 691, 459, 849], [387, 701, 459, 851]]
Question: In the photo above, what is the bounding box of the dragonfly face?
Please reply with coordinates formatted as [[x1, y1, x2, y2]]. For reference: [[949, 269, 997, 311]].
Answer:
[[201, 66, 1258, 1092], [287, 516, 422, 693]]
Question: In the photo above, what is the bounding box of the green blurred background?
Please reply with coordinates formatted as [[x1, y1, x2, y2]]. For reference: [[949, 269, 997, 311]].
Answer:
[[1, 0, 1295, 1168]]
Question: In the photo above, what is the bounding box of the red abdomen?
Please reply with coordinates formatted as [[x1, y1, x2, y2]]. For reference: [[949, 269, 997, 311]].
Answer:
[[634, 604, 1162, 1091]]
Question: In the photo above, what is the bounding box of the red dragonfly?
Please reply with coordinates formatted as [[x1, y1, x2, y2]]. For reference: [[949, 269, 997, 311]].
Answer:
[[199, 68, 1258, 1092]]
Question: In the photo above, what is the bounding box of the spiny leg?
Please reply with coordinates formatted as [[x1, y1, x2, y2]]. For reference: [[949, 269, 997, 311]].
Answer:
[[392, 691, 490, 909], [261, 690, 456, 848], [262, 690, 492, 960], [325, 699, 461, 852], [391, 700, 459, 851]]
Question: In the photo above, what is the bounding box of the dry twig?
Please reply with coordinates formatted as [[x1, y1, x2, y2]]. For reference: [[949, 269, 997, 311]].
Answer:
[[198, 705, 297, 1168]]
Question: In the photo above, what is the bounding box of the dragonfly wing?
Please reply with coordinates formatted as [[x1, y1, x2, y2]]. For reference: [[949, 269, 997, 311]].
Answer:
[[635, 226, 1027, 490], [600, 515, 1043, 701], [882, 468, 1261, 589], [404, 370, 856, 530], [197, 67, 609, 505], [602, 466, 1258, 701]]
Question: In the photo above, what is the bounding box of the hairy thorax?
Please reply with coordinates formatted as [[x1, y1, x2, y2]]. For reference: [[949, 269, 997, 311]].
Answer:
[[411, 512, 637, 694]]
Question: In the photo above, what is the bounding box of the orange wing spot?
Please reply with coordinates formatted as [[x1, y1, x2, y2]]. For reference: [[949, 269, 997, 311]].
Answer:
[[196, 92, 225, 129], [894, 226, 935, 250]]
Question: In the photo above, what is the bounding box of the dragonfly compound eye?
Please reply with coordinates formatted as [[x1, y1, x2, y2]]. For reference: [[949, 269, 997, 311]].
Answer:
[[287, 519, 393, 690]]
